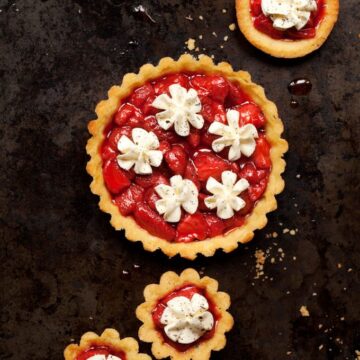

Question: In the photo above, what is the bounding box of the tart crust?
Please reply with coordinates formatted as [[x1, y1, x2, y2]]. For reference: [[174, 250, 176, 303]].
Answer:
[[64, 328, 150, 360], [235, 0, 339, 58], [86, 54, 288, 259], [136, 268, 234, 360]]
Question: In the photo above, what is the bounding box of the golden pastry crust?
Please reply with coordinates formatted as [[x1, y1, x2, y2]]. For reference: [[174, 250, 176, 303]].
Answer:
[[136, 268, 234, 360], [86, 54, 288, 260], [64, 328, 150, 360], [235, 0, 339, 58]]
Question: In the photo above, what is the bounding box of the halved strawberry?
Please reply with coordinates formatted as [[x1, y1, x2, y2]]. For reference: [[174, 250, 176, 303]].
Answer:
[[253, 14, 284, 39], [223, 213, 246, 232], [108, 126, 132, 150], [114, 103, 143, 127], [159, 140, 171, 154], [129, 83, 154, 108], [135, 171, 169, 189], [200, 130, 218, 148], [164, 145, 188, 175], [143, 115, 179, 142], [184, 161, 200, 189], [226, 81, 250, 106], [200, 96, 226, 123], [176, 213, 209, 242], [134, 203, 176, 241], [193, 152, 231, 182], [235, 102, 266, 128], [103, 159, 131, 194], [287, 27, 316, 40], [101, 142, 117, 161], [114, 184, 144, 216], [191, 75, 229, 103], [144, 186, 160, 211], [251, 135, 271, 169], [204, 214, 225, 237], [238, 192, 254, 215], [238, 162, 267, 185], [187, 130, 201, 148], [153, 74, 189, 95], [250, 0, 262, 16], [248, 177, 268, 202]]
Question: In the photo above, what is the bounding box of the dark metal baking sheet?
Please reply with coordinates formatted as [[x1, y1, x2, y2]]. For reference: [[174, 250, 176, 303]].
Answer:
[[1, 0, 359, 359]]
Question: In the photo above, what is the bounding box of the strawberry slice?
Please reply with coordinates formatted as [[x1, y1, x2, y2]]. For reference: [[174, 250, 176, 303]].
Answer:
[[134, 203, 176, 241], [108, 126, 132, 150], [193, 152, 231, 182], [287, 27, 316, 40], [191, 75, 229, 103], [204, 214, 225, 237], [236, 102, 266, 128], [164, 145, 188, 175], [253, 14, 284, 39], [251, 135, 271, 169], [250, 0, 262, 16], [200, 96, 226, 123], [187, 130, 201, 148], [135, 171, 169, 189], [248, 177, 268, 202], [144, 186, 160, 211], [103, 159, 131, 194], [237, 192, 254, 215], [176, 213, 209, 242], [184, 161, 200, 189], [101, 142, 117, 161], [153, 74, 189, 95], [129, 83, 154, 107], [114, 184, 144, 216], [223, 213, 246, 232], [143, 115, 180, 142], [226, 81, 250, 106], [114, 103, 144, 127], [238, 162, 267, 185], [159, 140, 171, 154]]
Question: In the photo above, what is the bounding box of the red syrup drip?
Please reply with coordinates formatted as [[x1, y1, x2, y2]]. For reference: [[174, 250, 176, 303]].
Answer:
[[100, 72, 272, 242], [151, 285, 220, 352], [250, 0, 326, 40]]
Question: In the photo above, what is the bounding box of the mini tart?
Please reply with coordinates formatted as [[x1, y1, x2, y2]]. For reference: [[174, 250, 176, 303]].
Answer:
[[136, 268, 234, 360], [64, 328, 150, 360], [86, 54, 288, 260], [236, 0, 339, 58]]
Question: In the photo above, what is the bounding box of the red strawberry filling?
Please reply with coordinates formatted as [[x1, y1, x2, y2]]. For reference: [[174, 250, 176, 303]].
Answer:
[[152, 285, 219, 352], [250, 0, 326, 40], [77, 346, 126, 360], [100, 73, 272, 242]]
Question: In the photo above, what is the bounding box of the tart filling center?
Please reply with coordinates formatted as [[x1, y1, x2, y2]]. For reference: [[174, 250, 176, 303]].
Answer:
[[251, 0, 325, 40], [100, 72, 272, 242], [152, 285, 219, 351], [77, 347, 125, 360]]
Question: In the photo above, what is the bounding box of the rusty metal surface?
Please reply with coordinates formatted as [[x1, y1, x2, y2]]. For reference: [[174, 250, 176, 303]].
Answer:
[[1, 0, 359, 359]]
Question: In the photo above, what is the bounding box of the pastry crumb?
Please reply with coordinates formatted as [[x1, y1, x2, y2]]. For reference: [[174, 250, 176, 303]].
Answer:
[[340, 316, 345, 321], [300, 305, 310, 317], [222, 8, 227, 13], [224, 35, 229, 41], [355, 350, 360, 360], [199, 15, 204, 20], [290, 229, 296, 236], [185, 15, 193, 21], [212, 31, 217, 37], [198, 34, 203, 39], [229, 23, 236, 31], [319, 344, 324, 351], [272, 231, 278, 238], [283, 228, 290, 234], [185, 38, 196, 51], [254, 249, 266, 279], [286, 351, 292, 355], [296, 174, 301, 178], [337, 263, 342, 269]]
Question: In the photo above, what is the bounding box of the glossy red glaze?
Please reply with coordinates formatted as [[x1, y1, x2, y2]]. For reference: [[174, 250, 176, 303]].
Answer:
[[76, 346, 126, 360], [100, 73, 272, 241], [151, 285, 220, 352], [250, 0, 326, 40]]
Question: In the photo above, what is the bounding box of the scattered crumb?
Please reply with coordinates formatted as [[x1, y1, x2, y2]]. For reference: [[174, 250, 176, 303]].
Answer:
[[199, 15, 204, 20], [272, 231, 278, 238], [318, 324, 323, 329], [283, 228, 290, 234], [198, 34, 203, 39], [224, 35, 229, 41], [293, 256, 297, 260], [195, 47, 200, 52], [229, 23, 236, 31], [185, 15, 193, 21], [340, 316, 345, 321], [185, 38, 196, 51], [210, 55, 215, 59], [296, 174, 301, 178], [300, 305, 310, 317], [255, 249, 266, 279], [337, 263, 342, 269], [271, 257, 275, 264], [286, 351, 292, 355], [319, 344, 324, 351], [312, 292, 317, 296], [290, 229, 296, 236], [212, 31, 217, 37], [220, 45, 224, 49], [348, 268, 353, 272], [222, 8, 227, 13], [355, 350, 360, 360]]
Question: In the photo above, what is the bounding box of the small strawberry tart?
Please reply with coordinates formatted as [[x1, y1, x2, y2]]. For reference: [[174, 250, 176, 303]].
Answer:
[[136, 268, 233, 360], [86, 54, 288, 259], [64, 329, 150, 360]]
